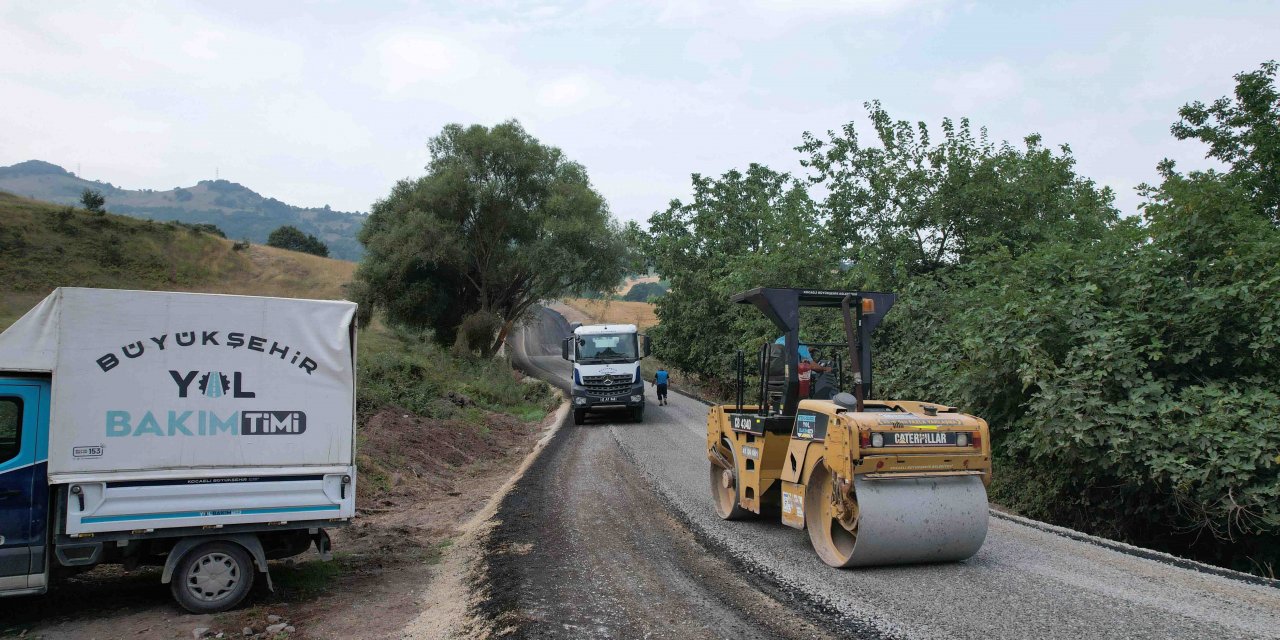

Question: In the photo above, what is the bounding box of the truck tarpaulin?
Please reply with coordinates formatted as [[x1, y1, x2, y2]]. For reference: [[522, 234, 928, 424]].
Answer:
[[0, 288, 357, 484]]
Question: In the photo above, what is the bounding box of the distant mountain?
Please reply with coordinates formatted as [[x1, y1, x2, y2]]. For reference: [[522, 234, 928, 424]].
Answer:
[[0, 160, 366, 260]]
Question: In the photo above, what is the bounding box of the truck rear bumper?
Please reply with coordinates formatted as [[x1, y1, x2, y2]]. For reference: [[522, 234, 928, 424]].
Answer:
[[60, 468, 356, 536]]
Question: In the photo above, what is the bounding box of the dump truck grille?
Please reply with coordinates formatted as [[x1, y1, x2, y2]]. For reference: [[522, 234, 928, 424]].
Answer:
[[582, 374, 634, 394]]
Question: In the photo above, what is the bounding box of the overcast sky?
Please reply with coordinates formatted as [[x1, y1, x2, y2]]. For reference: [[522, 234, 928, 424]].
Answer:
[[2, 1, 1276, 223]]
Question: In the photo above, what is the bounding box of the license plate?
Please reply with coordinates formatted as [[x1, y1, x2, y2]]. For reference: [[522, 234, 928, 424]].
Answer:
[[886, 431, 958, 446], [600, 396, 617, 402]]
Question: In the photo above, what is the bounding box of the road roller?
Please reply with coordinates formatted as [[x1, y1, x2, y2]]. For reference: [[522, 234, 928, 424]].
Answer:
[[707, 287, 991, 567]]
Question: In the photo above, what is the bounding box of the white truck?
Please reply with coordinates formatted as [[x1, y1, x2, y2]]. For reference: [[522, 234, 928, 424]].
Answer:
[[0, 288, 357, 613], [560, 323, 651, 425]]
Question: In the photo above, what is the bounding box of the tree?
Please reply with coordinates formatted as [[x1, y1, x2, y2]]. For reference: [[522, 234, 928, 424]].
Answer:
[[267, 225, 329, 257], [356, 120, 628, 356], [622, 281, 668, 302], [798, 101, 1118, 287], [80, 188, 105, 213], [1172, 60, 1280, 223], [646, 164, 831, 380]]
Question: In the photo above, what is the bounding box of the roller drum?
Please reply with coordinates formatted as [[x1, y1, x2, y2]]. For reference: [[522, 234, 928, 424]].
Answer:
[[842, 474, 988, 566]]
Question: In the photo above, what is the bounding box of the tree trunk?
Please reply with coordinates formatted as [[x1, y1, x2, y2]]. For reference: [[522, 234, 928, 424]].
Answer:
[[488, 317, 516, 358]]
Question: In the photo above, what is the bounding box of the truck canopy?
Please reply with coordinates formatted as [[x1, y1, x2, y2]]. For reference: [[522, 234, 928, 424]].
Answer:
[[0, 288, 357, 484]]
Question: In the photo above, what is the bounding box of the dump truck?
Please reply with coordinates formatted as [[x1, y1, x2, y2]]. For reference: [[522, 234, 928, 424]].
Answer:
[[0, 288, 357, 612], [707, 288, 990, 567], [561, 323, 651, 425]]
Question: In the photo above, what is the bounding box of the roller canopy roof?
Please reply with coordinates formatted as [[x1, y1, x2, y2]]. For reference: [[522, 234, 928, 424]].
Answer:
[[729, 287, 897, 334]]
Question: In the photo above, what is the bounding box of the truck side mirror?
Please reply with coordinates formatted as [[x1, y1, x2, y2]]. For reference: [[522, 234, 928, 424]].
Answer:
[[561, 337, 573, 361], [642, 335, 652, 357]]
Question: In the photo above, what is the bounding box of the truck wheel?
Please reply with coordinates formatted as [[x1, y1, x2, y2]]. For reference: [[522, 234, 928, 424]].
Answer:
[[632, 406, 644, 423], [170, 541, 256, 614], [573, 409, 586, 425]]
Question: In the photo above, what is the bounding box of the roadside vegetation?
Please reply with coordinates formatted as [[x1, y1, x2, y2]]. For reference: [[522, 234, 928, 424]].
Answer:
[[642, 61, 1280, 576], [268, 223, 331, 257], [0, 191, 355, 330], [0, 188, 559, 634], [0, 187, 557, 485], [353, 119, 633, 356]]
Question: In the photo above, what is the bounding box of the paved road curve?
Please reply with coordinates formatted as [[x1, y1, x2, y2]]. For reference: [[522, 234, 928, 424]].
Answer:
[[485, 307, 1280, 639]]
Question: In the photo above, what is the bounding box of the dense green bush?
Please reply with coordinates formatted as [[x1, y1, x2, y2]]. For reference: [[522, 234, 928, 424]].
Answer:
[[268, 224, 330, 257], [623, 281, 669, 302], [877, 172, 1280, 569], [644, 61, 1280, 574], [357, 324, 557, 424]]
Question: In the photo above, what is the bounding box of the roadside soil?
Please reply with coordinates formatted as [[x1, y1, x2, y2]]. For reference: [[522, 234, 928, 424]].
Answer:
[[0, 386, 563, 640]]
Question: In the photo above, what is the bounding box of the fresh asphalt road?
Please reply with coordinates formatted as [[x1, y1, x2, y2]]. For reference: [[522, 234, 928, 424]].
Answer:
[[491, 307, 1280, 639]]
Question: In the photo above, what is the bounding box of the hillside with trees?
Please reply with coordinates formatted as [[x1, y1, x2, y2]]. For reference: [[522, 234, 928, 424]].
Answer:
[[0, 160, 366, 260], [643, 61, 1280, 576]]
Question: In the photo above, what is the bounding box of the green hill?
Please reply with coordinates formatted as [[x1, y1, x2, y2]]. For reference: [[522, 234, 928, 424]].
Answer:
[[0, 160, 366, 260], [0, 190, 356, 331]]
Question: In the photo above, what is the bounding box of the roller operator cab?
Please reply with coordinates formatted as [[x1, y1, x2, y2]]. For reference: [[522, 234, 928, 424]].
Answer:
[[0, 288, 357, 613], [707, 287, 992, 568], [561, 323, 651, 425]]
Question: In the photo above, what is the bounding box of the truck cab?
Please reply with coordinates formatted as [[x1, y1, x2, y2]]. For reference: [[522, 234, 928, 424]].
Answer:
[[0, 378, 49, 596], [561, 324, 651, 425]]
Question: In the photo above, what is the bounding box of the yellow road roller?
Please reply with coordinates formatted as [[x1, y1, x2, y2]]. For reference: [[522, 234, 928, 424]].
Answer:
[[707, 287, 991, 567]]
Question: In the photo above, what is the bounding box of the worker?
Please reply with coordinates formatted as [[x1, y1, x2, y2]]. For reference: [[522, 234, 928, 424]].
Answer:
[[654, 367, 669, 405], [774, 335, 814, 362], [775, 338, 831, 398]]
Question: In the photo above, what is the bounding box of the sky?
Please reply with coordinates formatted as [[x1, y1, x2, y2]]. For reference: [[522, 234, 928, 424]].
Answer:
[[2, 0, 1277, 223]]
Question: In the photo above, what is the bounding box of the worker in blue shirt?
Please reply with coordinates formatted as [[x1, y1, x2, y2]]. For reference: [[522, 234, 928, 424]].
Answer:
[[774, 335, 814, 361], [654, 367, 669, 405]]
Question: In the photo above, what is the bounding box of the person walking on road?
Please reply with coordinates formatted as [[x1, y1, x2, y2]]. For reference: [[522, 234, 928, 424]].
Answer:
[[654, 367, 669, 406]]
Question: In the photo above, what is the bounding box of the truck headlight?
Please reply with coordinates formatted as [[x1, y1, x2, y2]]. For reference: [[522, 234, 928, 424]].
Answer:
[[574, 397, 587, 406], [871, 433, 884, 448], [630, 395, 642, 402]]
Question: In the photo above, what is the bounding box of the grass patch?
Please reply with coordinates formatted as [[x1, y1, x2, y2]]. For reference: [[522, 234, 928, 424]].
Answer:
[[269, 558, 344, 599], [421, 538, 454, 565], [358, 323, 557, 423], [0, 191, 355, 332]]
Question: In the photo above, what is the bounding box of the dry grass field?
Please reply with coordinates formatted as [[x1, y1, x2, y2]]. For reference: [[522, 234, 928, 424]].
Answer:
[[0, 191, 355, 330], [556, 297, 659, 330]]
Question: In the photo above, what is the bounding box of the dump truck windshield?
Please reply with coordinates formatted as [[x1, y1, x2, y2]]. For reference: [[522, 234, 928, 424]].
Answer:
[[576, 333, 638, 364]]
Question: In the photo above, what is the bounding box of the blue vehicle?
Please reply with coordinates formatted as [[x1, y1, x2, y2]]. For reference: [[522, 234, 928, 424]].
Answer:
[[0, 288, 358, 613]]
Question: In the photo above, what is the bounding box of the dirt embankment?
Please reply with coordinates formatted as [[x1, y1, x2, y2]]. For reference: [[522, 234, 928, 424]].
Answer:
[[275, 394, 563, 639], [1, 383, 564, 640]]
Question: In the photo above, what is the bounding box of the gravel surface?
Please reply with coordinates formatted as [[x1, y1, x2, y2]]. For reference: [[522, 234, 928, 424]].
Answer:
[[495, 307, 1280, 639]]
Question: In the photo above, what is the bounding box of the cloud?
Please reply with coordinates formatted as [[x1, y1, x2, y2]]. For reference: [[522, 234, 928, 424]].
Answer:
[[931, 61, 1024, 112], [1, 0, 1277, 224], [656, 0, 939, 25], [536, 75, 608, 111], [376, 34, 488, 92]]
